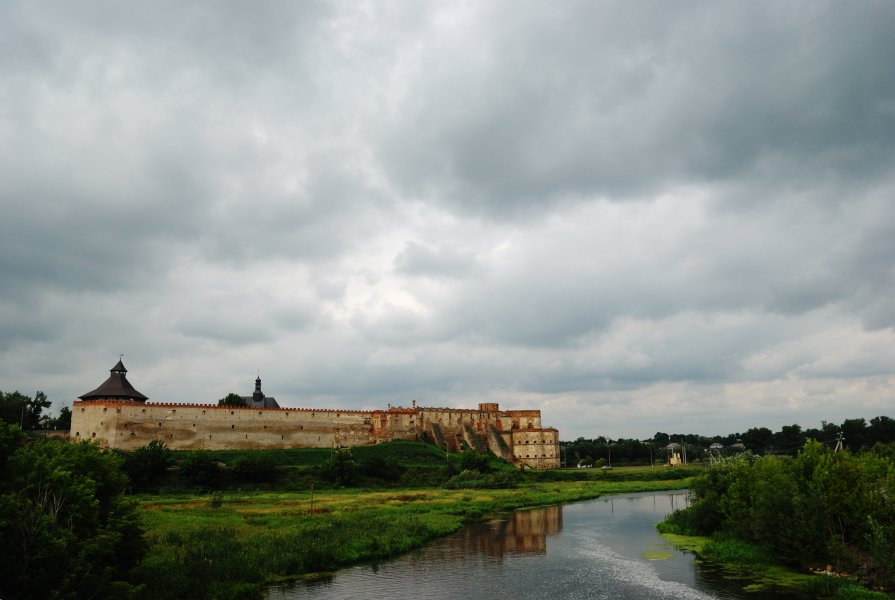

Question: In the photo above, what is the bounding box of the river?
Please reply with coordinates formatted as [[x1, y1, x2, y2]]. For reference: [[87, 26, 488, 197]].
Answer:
[[267, 491, 805, 599]]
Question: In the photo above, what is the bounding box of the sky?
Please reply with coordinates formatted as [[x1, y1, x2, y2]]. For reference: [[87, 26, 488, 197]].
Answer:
[[1, 1, 894, 441]]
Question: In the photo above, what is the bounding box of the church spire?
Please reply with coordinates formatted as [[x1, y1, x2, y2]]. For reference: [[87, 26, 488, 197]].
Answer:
[[253, 374, 264, 402]]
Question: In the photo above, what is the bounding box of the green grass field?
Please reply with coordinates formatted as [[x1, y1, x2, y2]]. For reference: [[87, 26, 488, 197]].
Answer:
[[134, 470, 692, 600]]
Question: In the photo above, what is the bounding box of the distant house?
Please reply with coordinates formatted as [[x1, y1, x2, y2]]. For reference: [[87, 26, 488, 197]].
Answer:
[[241, 376, 279, 409]]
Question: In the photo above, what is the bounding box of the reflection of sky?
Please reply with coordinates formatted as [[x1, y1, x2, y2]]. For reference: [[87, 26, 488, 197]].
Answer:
[[268, 491, 804, 600]]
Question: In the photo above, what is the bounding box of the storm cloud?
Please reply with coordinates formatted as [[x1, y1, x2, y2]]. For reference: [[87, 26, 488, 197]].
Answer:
[[1, 1, 893, 439]]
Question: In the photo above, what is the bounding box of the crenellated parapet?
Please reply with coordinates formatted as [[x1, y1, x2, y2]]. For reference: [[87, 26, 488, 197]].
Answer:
[[70, 363, 560, 468]]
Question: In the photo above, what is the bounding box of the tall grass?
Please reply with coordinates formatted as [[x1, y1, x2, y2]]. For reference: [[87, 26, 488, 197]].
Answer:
[[135, 477, 692, 600]]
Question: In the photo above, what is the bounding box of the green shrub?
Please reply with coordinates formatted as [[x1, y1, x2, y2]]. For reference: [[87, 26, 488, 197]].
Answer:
[[0, 424, 146, 599], [232, 454, 279, 484], [459, 449, 493, 474], [119, 440, 173, 489], [444, 469, 519, 489], [359, 454, 404, 482], [179, 451, 227, 488], [701, 534, 772, 565], [319, 449, 357, 486]]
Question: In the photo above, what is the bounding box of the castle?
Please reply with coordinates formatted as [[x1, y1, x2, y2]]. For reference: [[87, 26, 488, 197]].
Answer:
[[71, 361, 561, 469]]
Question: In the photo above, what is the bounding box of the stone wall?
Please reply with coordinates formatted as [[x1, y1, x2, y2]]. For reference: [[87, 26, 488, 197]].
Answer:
[[71, 399, 561, 468], [511, 428, 561, 469], [71, 401, 374, 451]]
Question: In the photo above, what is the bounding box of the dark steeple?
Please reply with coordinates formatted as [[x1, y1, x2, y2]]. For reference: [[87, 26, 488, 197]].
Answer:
[[79, 360, 149, 402], [241, 374, 279, 409], [253, 375, 264, 403]]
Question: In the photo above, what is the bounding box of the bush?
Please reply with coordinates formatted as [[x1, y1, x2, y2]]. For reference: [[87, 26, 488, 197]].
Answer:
[[359, 455, 404, 482], [0, 422, 145, 599], [444, 469, 519, 489], [459, 449, 493, 474], [179, 452, 228, 488], [120, 440, 172, 490], [319, 449, 357, 486], [661, 442, 895, 591], [232, 454, 279, 484]]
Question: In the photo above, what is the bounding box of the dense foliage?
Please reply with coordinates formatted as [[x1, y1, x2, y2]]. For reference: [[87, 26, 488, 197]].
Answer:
[[218, 393, 247, 407], [0, 422, 146, 600], [562, 414, 895, 467], [661, 442, 895, 590], [0, 389, 51, 430]]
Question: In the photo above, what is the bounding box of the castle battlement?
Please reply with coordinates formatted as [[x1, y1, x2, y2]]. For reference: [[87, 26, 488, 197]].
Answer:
[[70, 362, 560, 468]]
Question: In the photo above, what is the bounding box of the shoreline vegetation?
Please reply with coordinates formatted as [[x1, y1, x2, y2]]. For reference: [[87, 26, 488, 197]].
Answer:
[[136, 471, 693, 600], [658, 441, 895, 600], [1, 422, 700, 600]]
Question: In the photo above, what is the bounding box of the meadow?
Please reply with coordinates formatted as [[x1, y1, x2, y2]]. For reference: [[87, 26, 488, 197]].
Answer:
[[133, 467, 692, 600]]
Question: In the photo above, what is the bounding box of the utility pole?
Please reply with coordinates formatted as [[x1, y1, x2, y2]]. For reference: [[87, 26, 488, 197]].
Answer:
[[607, 439, 612, 468], [834, 432, 845, 453]]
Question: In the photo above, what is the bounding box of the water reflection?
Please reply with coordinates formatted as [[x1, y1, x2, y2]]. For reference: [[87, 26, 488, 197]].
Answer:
[[452, 505, 563, 558], [268, 492, 803, 600]]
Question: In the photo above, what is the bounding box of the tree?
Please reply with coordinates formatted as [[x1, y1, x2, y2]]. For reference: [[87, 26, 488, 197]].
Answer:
[[740, 427, 773, 454], [44, 405, 72, 430], [773, 424, 804, 455], [0, 422, 145, 599], [320, 449, 357, 486], [119, 440, 173, 489], [840, 417, 868, 451], [217, 393, 247, 407], [0, 390, 51, 430], [459, 449, 493, 474], [868, 416, 895, 445]]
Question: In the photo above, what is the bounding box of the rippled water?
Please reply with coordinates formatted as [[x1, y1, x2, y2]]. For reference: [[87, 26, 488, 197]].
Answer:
[[267, 491, 804, 600]]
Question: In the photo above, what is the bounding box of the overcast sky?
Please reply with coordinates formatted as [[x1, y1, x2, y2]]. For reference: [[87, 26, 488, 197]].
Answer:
[[2, 1, 894, 440]]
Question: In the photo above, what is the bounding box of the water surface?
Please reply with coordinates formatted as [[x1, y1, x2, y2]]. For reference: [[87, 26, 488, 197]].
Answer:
[[268, 491, 802, 599]]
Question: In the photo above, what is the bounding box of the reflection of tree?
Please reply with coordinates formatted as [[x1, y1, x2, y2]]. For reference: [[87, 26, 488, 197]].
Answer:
[[449, 505, 564, 558]]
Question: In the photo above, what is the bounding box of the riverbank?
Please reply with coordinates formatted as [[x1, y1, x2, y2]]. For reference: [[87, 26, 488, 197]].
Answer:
[[660, 530, 895, 599], [134, 477, 692, 600]]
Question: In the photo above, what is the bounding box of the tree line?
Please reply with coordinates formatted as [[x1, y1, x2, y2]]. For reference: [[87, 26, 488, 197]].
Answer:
[[561, 415, 895, 467], [0, 389, 71, 430]]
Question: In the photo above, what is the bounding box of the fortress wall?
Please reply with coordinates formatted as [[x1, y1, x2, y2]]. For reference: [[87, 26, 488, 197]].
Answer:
[[70, 399, 561, 468], [501, 410, 542, 430], [72, 401, 375, 451], [371, 410, 418, 441], [511, 429, 560, 469]]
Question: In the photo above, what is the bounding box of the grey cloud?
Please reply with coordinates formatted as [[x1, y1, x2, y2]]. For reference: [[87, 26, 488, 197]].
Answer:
[[375, 2, 895, 216], [1, 1, 893, 441], [393, 242, 482, 279]]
